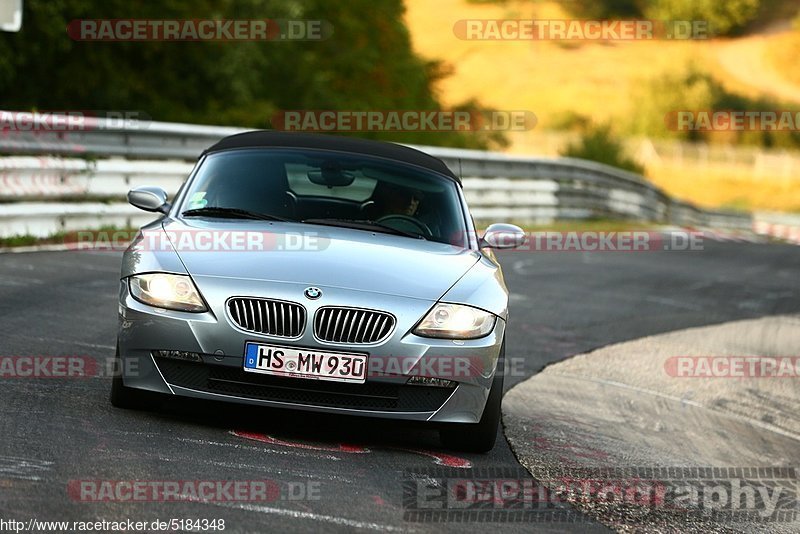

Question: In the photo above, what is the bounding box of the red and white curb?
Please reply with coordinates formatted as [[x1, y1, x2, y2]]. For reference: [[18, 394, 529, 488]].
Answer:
[[753, 220, 800, 245]]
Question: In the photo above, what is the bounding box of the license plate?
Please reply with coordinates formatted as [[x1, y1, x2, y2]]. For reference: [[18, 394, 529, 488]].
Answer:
[[243, 343, 368, 383]]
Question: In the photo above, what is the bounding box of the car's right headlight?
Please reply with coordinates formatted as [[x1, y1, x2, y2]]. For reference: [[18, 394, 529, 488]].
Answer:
[[128, 273, 207, 312], [413, 303, 496, 339]]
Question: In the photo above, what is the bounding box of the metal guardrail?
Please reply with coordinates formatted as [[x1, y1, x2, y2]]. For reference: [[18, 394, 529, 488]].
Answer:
[[0, 113, 753, 238], [0, 114, 244, 159]]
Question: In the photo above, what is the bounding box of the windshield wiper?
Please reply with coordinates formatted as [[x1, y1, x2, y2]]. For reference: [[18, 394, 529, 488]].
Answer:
[[181, 207, 290, 222], [301, 218, 426, 240]]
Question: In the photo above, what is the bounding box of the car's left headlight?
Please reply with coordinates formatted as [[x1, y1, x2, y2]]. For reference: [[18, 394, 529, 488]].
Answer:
[[413, 303, 496, 339], [128, 273, 207, 312]]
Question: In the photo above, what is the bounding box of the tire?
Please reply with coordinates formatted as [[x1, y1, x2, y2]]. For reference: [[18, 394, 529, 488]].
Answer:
[[109, 344, 159, 410], [439, 344, 505, 453]]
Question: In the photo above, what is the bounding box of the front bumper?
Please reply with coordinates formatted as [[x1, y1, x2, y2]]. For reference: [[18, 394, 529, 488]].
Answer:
[[117, 278, 506, 423]]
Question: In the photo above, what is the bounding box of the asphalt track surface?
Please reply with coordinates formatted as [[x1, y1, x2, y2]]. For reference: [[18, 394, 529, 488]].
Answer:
[[1, 239, 799, 533]]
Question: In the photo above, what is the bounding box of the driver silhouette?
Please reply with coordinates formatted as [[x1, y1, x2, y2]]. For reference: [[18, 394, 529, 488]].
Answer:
[[372, 182, 421, 217]]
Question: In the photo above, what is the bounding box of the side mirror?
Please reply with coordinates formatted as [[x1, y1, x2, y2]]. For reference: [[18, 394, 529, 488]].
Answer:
[[128, 186, 170, 214], [480, 223, 526, 249]]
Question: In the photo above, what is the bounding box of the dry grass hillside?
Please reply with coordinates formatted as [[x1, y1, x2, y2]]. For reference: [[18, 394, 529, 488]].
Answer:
[[404, 0, 800, 212]]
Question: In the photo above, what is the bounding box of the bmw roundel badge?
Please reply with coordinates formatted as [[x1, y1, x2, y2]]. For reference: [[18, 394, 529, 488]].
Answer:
[[304, 287, 322, 300]]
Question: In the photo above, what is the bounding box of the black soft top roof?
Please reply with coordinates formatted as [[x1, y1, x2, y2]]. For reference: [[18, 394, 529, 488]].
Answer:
[[202, 130, 459, 183]]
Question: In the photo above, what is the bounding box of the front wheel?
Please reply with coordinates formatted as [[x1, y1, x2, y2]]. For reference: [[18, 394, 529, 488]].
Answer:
[[439, 347, 505, 453]]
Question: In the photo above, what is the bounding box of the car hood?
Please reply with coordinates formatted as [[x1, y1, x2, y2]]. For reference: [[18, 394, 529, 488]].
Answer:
[[160, 219, 480, 301]]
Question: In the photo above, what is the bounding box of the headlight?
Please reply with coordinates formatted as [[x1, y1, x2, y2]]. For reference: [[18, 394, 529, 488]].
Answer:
[[128, 273, 207, 312], [413, 303, 496, 339]]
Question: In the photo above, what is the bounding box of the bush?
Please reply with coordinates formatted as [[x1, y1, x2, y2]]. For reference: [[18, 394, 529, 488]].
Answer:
[[561, 123, 645, 175], [627, 61, 800, 149], [628, 62, 721, 141], [643, 0, 760, 36]]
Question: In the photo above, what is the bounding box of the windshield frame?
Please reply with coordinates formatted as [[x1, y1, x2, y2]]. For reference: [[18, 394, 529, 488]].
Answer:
[[170, 147, 470, 247]]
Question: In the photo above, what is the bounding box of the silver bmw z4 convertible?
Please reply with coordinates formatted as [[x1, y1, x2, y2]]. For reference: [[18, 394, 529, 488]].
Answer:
[[112, 131, 525, 452]]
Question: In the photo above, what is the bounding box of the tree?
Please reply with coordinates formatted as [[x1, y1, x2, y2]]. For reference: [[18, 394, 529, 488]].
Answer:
[[0, 0, 504, 149]]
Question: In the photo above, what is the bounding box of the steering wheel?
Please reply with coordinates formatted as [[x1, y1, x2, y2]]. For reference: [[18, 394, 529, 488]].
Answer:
[[376, 215, 433, 239]]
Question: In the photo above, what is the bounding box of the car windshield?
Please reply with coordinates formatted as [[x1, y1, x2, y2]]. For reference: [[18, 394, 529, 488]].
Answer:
[[179, 148, 468, 246]]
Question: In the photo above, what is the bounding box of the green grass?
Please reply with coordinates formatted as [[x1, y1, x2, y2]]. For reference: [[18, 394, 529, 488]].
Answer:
[[0, 235, 43, 247]]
